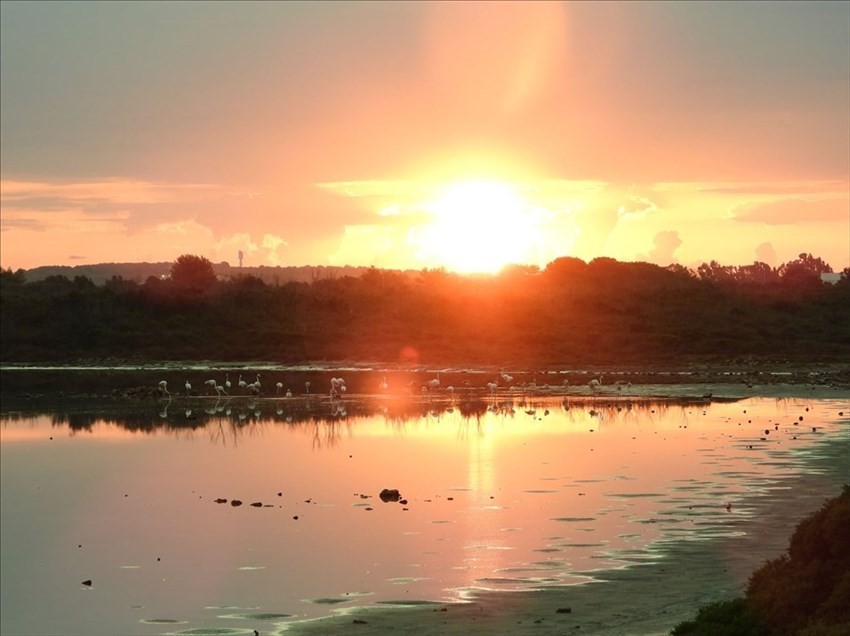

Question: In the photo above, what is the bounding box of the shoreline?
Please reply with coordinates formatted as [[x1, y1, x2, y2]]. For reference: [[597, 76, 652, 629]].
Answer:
[[280, 430, 849, 635]]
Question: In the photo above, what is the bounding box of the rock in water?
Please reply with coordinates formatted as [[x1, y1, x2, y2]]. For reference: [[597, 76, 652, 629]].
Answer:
[[379, 488, 401, 502]]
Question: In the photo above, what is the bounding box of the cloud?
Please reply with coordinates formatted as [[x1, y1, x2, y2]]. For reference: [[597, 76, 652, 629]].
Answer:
[[212, 233, 260, 265], [0, 216, 46, 232], [617, 193, 659, 221], [696, 181, 848, 195], [755, 242, 776, 266], [639, 230, 682, 265], [730, 197, 849, 225], [262, 233, 290, 265], [0, 178, 231, 238]]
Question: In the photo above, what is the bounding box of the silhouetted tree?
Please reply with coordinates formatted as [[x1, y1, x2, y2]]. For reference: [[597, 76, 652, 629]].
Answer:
[[697, 260, 735, 283], [779, 253, 832, 288], [170, 254, 217, 293], [736, 261, 777, 285], [0, 267, 26, 286]]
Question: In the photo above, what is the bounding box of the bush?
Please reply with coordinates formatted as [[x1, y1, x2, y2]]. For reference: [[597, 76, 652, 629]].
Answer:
[[671, 486, 850, 635]]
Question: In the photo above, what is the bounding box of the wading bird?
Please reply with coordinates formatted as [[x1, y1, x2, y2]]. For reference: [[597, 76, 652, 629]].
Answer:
[[205, 379, 217, 394], [224, 373, 231, 392], [158, 380, 170, 396], [238, 375, 248, 392], [305, 381, 311, 394], [427, 373, 440, 391], [185, 380, 192, 395], [276, 381, 283, 395]]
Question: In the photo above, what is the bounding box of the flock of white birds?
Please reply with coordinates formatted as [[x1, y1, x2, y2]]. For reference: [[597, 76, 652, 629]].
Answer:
[[156, 371, 617, 399]]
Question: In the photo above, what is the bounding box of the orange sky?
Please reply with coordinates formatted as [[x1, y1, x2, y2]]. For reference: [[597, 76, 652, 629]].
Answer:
[[1, 1, 848, 273]]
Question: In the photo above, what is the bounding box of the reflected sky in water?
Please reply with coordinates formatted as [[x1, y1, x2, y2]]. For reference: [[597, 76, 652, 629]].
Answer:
[[2, 395, 847, 636]]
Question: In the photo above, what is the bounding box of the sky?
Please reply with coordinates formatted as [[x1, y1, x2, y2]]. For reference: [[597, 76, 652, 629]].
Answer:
[[1, 1, 848, 274]]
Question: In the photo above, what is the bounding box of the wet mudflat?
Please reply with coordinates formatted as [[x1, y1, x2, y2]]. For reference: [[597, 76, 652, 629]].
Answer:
[[1, 378, 847, 636]]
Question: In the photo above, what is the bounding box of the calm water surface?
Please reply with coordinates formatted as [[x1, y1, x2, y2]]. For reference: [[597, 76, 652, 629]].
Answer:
[[1, 391, 847, 636]]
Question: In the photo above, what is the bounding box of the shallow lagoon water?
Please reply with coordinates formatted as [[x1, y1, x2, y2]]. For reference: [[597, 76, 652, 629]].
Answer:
[[1, 386, 848, 636]]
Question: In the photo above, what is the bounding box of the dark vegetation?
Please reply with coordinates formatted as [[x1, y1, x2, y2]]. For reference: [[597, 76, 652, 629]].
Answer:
[[2, 253, 848, 366], [671, 484, 850, 635]]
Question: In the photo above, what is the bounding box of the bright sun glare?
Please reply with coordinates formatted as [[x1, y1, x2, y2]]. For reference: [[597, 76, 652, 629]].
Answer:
[[415, 180, 539, 273]]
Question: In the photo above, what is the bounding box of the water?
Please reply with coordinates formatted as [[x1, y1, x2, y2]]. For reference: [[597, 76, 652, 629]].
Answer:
[[1, 388, 847, 636]]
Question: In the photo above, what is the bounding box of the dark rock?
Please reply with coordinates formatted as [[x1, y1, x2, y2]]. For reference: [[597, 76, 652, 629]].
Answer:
[[556, 607, 572, 613], [353, 619, 368, 624], [81, 579, 92, 586], [379, 488, 401, 502]]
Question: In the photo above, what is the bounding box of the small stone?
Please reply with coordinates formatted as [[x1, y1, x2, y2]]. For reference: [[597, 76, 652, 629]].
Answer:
[[379, 489, 401, 502], [556, 607, 572, 614]]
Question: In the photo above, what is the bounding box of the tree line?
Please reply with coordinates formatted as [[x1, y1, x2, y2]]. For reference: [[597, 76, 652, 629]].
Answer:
[[2, 253, 848, 365]]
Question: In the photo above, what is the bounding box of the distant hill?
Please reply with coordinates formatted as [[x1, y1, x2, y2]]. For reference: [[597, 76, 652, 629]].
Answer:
[[22, 262, 405, 285]]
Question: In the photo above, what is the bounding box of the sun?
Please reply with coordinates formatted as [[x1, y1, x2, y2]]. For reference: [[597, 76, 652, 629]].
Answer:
[[413, 180, 540, 273]]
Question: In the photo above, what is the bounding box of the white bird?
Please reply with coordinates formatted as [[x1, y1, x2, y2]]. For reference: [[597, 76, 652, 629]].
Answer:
[[276, 381, 283, 395], [379, 376, 389, 391], [487, 381, 498, 394], [305, 381, 311, 394], [215, 384, 227, 397], [185, 380, 192, 395], [224, 373, 232, 392], [285, 388, 292, 398], [205, 379, 217, 394], [501, 373, 513, 384], [158, 380, 169, 396], [238, 374, 248, 392], [588, 377, 602, 391], [427, 373, 440, 391]]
